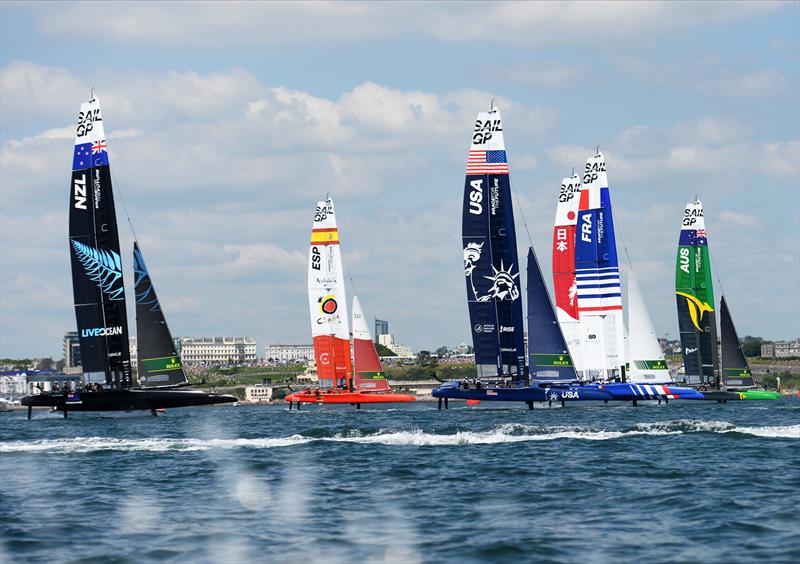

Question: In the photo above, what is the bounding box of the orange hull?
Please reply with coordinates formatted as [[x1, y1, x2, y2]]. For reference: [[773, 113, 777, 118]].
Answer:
[[285, 389, 416, 404]]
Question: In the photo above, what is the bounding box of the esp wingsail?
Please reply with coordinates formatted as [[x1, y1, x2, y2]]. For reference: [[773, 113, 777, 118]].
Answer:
[[308, 197, 353, 390], [69, 95, 132, 388], [133, 242, 187, 387], [462, 105, 525, 382]]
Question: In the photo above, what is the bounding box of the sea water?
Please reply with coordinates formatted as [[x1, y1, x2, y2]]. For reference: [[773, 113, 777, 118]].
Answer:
[[1, 399, 798, 563]]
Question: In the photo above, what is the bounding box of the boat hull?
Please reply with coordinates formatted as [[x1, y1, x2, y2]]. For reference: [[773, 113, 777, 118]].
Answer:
[[431, 382, 615, 402], [285, 390, 416, 404], [596, 383, 705, 401], [20, 389, 237, 411], [738, 390, 781, 400]]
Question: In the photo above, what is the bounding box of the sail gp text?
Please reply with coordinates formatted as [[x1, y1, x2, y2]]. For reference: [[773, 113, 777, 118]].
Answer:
[[76, 107, 102, 138]]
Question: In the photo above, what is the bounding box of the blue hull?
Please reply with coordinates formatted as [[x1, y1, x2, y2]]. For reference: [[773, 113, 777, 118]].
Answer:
[[432, 382, 615, 402], [432, 381, 704, 403]]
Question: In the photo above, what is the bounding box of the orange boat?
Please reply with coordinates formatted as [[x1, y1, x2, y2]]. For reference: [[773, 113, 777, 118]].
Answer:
[[287, 197, 415, 409]]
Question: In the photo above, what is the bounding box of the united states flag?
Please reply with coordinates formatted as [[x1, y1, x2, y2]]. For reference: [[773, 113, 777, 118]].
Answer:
[[466, 150, 508, 175]]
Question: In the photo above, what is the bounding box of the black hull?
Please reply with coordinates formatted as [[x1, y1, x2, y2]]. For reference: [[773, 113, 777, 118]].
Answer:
[[21, 389, 236, 412], [697, 390, 743, 402]]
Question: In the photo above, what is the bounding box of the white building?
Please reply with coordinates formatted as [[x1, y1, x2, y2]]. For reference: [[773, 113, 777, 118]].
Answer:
[[0, 374, 28, 401], [265, 344, 314, 363], [180, 337, 257, 365], [761, 339, 800, 358], [378, 334, 413, 358], [298, 360, 319, 382], [245, 384, 273, 402]]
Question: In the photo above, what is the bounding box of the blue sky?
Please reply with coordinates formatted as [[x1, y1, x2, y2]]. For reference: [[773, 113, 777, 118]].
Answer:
[[1, 1, 798, 359]]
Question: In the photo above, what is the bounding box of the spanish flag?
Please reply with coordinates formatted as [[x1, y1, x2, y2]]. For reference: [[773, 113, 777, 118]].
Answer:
[[311, 228, 339, 245]]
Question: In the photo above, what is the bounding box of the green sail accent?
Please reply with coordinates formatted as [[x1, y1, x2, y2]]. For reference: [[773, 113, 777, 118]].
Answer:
[[140, 355, 183, 373], [633, 359, 668, 370], [357, 371, 386, 380], [529, 353, 573, 367]]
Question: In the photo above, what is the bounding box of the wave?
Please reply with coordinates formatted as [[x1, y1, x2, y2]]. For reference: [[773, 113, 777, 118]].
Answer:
[[2, 421, 796, 453]]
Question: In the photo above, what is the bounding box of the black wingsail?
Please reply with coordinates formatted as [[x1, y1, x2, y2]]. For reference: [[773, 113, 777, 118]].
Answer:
[[462, 106, 525, 382], [69, 95, 132, 388], [133, 243, 187, 387], [720, 295, 755, 388], [526, 247, 578, 383]]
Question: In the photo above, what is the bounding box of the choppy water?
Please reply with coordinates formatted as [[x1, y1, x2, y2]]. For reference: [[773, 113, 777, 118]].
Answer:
[[2, 399, 799, 563]]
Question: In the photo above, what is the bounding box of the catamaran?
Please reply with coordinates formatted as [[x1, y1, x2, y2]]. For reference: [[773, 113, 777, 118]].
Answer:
[[675, 200, 779, 401], [431, 106, 616, 408], [21, 94, 236, 417], [285, 197, 415, 408]]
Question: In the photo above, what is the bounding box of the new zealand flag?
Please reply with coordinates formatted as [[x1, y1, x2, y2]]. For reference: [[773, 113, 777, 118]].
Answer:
[[72, 140, 109, 171]]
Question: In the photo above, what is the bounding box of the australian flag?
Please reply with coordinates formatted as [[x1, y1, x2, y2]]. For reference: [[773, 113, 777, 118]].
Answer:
[[72, 140, 109, 171]]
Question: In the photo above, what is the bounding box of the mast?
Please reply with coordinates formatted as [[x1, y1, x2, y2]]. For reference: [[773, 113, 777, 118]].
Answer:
[[675, 200, 719, 387], [720, 295, 755, 388], [308, 197, 352, 390], [527, 247, 578, 383], [69, 94, 132, 388], [573, 152, 625, 381], [552, 172, 583, 377], [461, 105, 525, 382], [133, 242, 187, 387], [626, 269, 672, 383], [352, 296, 390, 392]]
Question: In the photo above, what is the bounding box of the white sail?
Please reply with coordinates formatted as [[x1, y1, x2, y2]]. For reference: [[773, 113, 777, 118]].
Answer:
[[626, 269, 672, 383], [351, 296, 370, 340]]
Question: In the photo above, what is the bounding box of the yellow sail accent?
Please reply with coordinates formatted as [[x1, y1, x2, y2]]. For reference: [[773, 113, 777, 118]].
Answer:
[[676, 291, 714, 332]]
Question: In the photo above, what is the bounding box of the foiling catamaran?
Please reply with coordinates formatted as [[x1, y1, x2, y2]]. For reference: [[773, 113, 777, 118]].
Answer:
[[675, 200, 779, 401], [21, 94, 236, 418], [432, 107, 700, 408], [285, 197, 415, 408]]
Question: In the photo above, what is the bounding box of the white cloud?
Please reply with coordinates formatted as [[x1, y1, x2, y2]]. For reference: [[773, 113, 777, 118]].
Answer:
[[491, 62, 583, 89], [718, 210, 762, 227]]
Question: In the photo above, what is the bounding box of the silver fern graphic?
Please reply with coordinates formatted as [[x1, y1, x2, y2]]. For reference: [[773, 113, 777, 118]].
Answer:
[[133, 247, 160, 311], [71, 240, 124, 300]]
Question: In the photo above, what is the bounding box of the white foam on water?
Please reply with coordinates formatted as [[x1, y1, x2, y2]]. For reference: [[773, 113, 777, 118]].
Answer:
[[3, 422, 797, 453], [0, 435, 312, 453]]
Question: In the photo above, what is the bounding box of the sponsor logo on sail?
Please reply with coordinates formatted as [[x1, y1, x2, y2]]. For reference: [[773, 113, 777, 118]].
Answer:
[[319, 295, 338, 315], [676, 291, 714, 332], [81, 326, 123, 338]]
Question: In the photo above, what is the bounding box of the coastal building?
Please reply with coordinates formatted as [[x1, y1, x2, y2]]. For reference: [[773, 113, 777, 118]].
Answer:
[[374, 318, 389, 344], [377, 333, 413, 358], [0, 373, 27, 401], [264, 344, 314, 363], [244, 384, 273, 403], [298, 360, 319, 383], [761, 339, 800, 358], [63, 331, 81, 370], [180, 337, 257, 365]]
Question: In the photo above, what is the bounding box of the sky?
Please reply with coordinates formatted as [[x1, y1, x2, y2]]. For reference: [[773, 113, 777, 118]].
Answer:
[[0, 1, 798, 359]]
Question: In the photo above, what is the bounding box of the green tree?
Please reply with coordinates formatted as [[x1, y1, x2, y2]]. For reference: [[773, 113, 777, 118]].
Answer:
[[740, 335, 765, 357], [435, 346, 448, 357], [375, 343, 396, 357]]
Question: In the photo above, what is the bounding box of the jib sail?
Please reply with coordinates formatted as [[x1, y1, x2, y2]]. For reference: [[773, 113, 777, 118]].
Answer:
[[352, 296, 390, 392], [720, 295, 755, 388], [527, 247, 578, 383], [133, 242, 187, 387]]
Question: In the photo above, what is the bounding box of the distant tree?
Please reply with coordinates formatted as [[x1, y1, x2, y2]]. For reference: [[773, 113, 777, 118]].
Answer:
[[36, 357, 54, 371], [375, 343, 396, 357], [435, 346, 449, 357], [740, 335, 765, 357], [416, 350, 438, 367]]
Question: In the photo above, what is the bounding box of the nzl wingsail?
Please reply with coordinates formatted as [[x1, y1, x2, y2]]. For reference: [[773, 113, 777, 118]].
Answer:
[[287, 197, 415, 407], [22, 93, 236, 416], [68, 95, 132, 388], [133, 242, 187, 387], [675, 200, 719, 387], [462, 105, 525, 383]]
